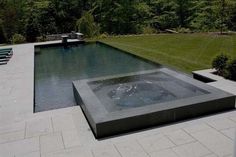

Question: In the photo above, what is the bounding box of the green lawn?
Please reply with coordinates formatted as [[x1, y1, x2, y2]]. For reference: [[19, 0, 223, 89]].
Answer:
[[100, 34, 236, 73]]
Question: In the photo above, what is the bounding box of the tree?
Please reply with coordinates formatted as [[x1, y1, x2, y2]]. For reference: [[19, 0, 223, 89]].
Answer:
[[149, 0, 179, 30], [76, 12, 99, 37], [0, 19, 6, 43], [190, 0, 217, 31], [132, 2, 152, 33], [49, 0, 85, 33], [229, 4, 236, 31], [36, 2, 57, 36], [214, 0, 235, 33], [175, 0, 195, 28], [25, 14, 40, 42], [1, 0, 236, 42]]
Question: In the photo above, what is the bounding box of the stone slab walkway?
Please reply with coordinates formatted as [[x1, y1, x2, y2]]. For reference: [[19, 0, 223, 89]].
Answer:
[[0, 42, 235, 157]]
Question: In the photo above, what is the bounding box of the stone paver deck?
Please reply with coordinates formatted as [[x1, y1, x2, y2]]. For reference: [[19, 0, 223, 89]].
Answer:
[[0, 42, 236, 157]]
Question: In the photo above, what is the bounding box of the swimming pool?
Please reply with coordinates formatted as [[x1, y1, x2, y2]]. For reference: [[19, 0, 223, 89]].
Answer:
[[34, 42, 160, 112], [35, 41, 235, 138]]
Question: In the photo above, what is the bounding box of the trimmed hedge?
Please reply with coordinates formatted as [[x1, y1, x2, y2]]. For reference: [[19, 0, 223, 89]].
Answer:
[[212, 54, 236, 81]]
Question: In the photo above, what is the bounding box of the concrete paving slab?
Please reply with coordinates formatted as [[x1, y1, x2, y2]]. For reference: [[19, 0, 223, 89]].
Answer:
[[149, 149, 178, 157], [172, 142, 211, 157], [92, 144, 121, 157], [26, 118, 53, 138], [206, 118, 236, 130], [0, 137, 39, 157], [165, 129, 195, 145], [191, 129, 234, 157], [16, 151, 40, 157], [115, 140, 149, 157], [41, 146, 93, 157], [138, 133, 175, 153], [40, 132, 64, 154], [0, 130, 24, 144]]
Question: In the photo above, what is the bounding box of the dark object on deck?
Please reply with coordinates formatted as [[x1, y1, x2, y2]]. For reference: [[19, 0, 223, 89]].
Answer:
[[75, 33, 84, 40], [61, 35, 68, 44]]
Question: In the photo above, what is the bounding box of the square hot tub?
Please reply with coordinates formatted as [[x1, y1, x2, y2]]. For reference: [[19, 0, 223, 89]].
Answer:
[[73, 68, 235, 138]]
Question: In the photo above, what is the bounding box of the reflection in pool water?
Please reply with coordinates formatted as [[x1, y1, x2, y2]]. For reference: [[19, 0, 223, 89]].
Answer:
[[108, 82, 176, 107]]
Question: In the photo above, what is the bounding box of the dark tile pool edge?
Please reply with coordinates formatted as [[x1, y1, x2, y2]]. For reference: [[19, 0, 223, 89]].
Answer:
[[73, 68, 236, 138], [94, 97, 235, 138], [192, 72, 217, 83]]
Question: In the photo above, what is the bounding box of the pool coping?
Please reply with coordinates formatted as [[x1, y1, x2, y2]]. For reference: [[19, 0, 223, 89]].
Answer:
[[73, 68, 236, 138], [193, 69, 236, 95]]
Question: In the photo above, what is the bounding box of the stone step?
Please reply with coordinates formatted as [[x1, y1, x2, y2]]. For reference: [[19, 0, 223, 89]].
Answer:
[[0, 58, 9, 62], [0, 55, 11, 59], [0, 52, 11, 55], [0, 48, 12, 51], [0, 61, 7, 65]]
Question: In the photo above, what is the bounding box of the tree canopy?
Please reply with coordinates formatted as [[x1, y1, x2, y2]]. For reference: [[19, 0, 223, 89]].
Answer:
[[0, 0, 236, 43]]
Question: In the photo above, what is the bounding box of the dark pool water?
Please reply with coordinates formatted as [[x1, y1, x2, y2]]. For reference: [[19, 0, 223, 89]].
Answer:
[[34, 42, 160, 112]]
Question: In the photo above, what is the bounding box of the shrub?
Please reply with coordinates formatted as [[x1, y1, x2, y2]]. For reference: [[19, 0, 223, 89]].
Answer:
[[175, 27, 192, 33], [98, 33, 109, 39], [142, 26, 157, 34], [12, 34, 26, 44], [37, 36, 47, 42], [227, 59, 236, 81], [25, 15, 40, 42], [212, 53, 229, 76]]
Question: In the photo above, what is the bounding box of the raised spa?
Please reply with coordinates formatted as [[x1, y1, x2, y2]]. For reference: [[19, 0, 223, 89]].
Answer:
[[73, 68, 235, 138]]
